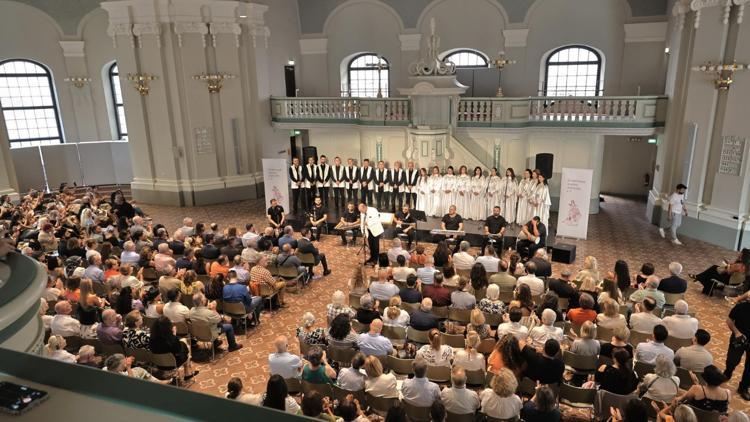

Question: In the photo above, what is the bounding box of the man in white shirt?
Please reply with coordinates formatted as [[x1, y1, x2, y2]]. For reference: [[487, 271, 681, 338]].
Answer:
[[659, 183, 688, 245], [50, 301, 81, 337], [475, 245, 500, 273], [230, 255, 250, 284], [635, 324, 674, 364], [441, 366, 480, 415], [662, 300, 699, 339], [241, 223, 260, 248], [674, 329, 713, 372], [496, 308, 529, 341], [528, 309, 563, 348], [386, 238, 410, 263], [517, 261, 545, 296], [401, 359, 441, 407], [416, 256, 438, 285], [179, 217, 195, 237], [392, 255, 416, 282], [452, 241, 476, 271], [162, 289, 190, 323], [337, 352, 366, 391], [359, 202, 384, 265], [629, 297, 664, 333], [369, 269, 400, 302], [268, 335, 303, 379]]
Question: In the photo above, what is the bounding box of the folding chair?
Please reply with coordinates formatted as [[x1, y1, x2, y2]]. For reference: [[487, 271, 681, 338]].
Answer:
[[351, 319, 369, 334], [63, 335, 83, 354], [446, 412, 477, 422], [173, 320, 191, 343], [328, 346, 357, 367], [664, 336, 693, 352], [675, 367, 703, 390], [349, 293, 363, 310], [402, 401, 432, 422], [465, 369, 487, 387], [477, 338, 497, 355], [285, 377, 302, 394], [426, 365, 451, 383], [483, 312, 503, 328], [332, 385, 366, 406], [381, 325, 406, 346], [125, 347, 154, 369], [686, 404, 721, 422], [278, 265, 305, 292], [222, 301, 251, 337], [406, 328, 430, 344], [628, 330, 652, 350], [402, 302, 420, 314], [365, 393, 398, 417], [559, 382, 596, 420], [596, 326, 615, 342], [563, 350, 598, 375], [441, 332, 466, 348], [101, 343, 125, 357], [448, 308, 473, 324], [150, 352, 182, 385], [301, 380, 333, 399], [432, 306, 449, 319], [190, 319, 220, 362], [386, 356, 414, 376], [634, 361, 656, 380]]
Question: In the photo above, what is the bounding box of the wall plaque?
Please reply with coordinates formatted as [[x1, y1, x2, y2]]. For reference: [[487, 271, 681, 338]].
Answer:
[[195, 127, 214, 155], [719, 135, 745, 176]]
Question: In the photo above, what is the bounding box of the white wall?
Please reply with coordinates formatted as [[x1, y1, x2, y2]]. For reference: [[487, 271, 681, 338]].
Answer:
[[81, 8, 118, 141], [600, 136, 657, 195]]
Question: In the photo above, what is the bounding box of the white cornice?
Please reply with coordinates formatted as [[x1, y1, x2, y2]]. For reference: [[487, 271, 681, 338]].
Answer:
[[59, 41, 85, 58], [624, 22, 668, 43], [106, 23, 134, 48], [300, 38, 327, 55], [398, 34, 422, 52], [174, 22, 209, 48], [132, 22, 162, 48], [502, 29, 528, 48], [209, 22, 242, 48]]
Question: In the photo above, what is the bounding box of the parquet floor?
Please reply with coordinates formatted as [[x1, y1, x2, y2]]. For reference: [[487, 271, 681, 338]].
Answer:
[[139, 195, 749, 417]]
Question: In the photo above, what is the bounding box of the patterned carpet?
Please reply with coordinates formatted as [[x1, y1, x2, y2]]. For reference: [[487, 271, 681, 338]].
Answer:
[[139, 195, 748, 416]]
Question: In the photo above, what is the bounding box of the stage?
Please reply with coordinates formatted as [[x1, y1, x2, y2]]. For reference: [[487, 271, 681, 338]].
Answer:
[[284, 208, 557, 248]]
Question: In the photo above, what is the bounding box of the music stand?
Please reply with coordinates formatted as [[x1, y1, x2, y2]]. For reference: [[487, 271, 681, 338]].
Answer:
[[410, 210, 427, 250]]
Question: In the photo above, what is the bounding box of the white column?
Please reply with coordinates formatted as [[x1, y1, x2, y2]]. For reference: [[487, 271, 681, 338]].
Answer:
[[59, 41, 99, 142], [299, 38, 329, 96]]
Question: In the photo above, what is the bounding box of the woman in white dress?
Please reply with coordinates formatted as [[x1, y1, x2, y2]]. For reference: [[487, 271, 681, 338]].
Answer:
[[515, 169, 534, 224], [485, 168, 502, 217], [456, 165, 471, 217], [427, 166, 443, 217], [533, 172, 552, 226], [442, 166, 457, 215], [498, 168, 518, 223], [468, 166, 486, 220], [415, 167, 429, 212]]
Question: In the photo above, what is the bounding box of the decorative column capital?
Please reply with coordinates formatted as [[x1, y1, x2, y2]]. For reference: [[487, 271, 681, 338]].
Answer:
[[174, 21, 209, 48], [59, 41, 86, 58], [133, 22, 162, 48], [209, 22, 242, 48], [107, 22, 134, 48]]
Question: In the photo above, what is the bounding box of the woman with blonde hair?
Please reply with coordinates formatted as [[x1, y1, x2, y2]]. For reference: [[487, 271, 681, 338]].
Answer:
[[571, 320, 600, 356], [78, 278, 105, 338], [416, 328, 453, 367], [381, 296, 410, 327], [596, 298, 627, 329], [576, 256, 601, 283], [363, 355, 398, 398], [467, 308, 492, 339], [479, 368, 523, 420], [453, 330, 486, 371], [45, 335, 76, 363], [578, 275, 600, 307]]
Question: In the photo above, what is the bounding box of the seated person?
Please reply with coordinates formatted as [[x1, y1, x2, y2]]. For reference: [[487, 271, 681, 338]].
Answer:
[[399, 273, 422, 304], [301, 346, 336, 385], [409, 298, 441, 331], [674, 328, 713, 372], [337, 352, 367, 391], [416, 328, 453, 367], [521, 385, 561, 422], [381, 296, 410, 328], [276, 243, 304, 273], [658, 262, 687, 294], [394, 205, 416, 249], [268, 335, 303, 379], [189, 293, 242, 352], [305, 196, 328, 241], [357, 319, 393, 357], [222, 272, 262, 324], [567, 293, 597, 325], [479, 284, 506, 315], [422, 272, 452, 307], [297, 227, 331, 276], [692, 249, 749, 295], [266, 198, 285, 233], [662, 300, 698, 339], [368, 269, 400, 302], [496, 307, 529, 341], [596, 298, 627, 330], [453, 241, 476, 271], [451, 277, 477, 310], [482, 206, 507, 256], [410, 245, 428, 266], [435, 205, 464, 254], [363, 355, 398, 398], [477, 245, 501, 273], [479, 368, 523, 420], [516, 216, 546, 260], [595, 348, 638, 395], [149, 316, 198, 380], [629, 276, 666, 309], [639, 355, 680, 403], [675, 365, 730, 414], [629, 297, 663, 333], [401, 359, 441, 407], [387, 238, 411, 264], [355, 293, 381, 325], [392, 254, 416, 283], [335, 202, 360, 245], [250, 255, 287, 307], [635, 324, 674, 364], [50, 300, 81, 337], [522, 339, 565, 386], [570, 320, 601, 356], [599, 326, 634, 360], [96, 309, 123, 345]]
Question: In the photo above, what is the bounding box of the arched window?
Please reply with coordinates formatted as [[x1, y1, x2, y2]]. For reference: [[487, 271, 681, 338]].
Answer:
[[347, 53, 389, 98], [108, 63, 127, 139], [0, 59, 63, 148], [544, 45, 602, 96], [442, 49, 489, 68]]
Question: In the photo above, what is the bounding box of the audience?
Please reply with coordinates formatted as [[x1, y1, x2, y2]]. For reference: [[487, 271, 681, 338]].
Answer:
[[355, 294, 381, 325], [479, 368, 522, 420], [629, 276, 666, 308], [416, 256, 437, 285], [452, 241, 475, 270], [659, 261, 688, 294], [409, 298, 441, 331], [567, 293, 597, 325], [190, 292, 242, 352], [596, 298, 627, 329], [326, 290, 356, 322], [441, 366, 480, 415], [635, 324, 674, 364], [301, 346, 336, 385], [381, 296, 410, 327], [478, 283, 505, 314], [639, 354, 680, 402], [398, 274, 422, 304], [674, 328, 713, 372], [571, 321, 600, 356], [363, 355, 398, 398], [528, 309, 564, 348], [662, 300, 699, 339], [496, 307, 529, 341], [595, 348, 639, 395], [337, 352, 366, 391], [523, 339, 565, 385], [521, 385, 561, 422], [517, 261, 544, 296], [268, 335, 302, 379], [629, 297, 663, 333], [489, 259, 517, 292], [600, 326, 634, 360], [416, 328, 453, 367], [391, 255, 415, 282], [297, 312, 327, 346], [676, 365, 730, 414], [357, 319, 393, 357], [453, 331, 486, 371], [369, 269, 400, 302], [326, 314, 359, 349], [476, 245, 500, 273], [450, 277, 476, 309]]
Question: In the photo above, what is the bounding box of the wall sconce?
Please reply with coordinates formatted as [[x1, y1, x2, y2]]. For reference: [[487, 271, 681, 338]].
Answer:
[[64, 76, 92, 88], [691, 61, 747, 90], [127, 73, 157, 95], [193, 72, 236, 93]]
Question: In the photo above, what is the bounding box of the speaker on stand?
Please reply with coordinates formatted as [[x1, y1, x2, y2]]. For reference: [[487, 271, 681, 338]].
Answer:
[[302, 146, 318, 165], [534, 153, 554, 179]]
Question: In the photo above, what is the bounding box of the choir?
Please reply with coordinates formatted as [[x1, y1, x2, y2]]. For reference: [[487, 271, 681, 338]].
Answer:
[[289, 156, 552, 227]]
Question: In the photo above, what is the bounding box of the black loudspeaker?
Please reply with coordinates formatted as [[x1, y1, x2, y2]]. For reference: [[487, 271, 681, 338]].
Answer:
[[551, 243, 576, 264], [302, 146, 318, 164], [535, 153, 554, 179], [284, 65, 296, 97]]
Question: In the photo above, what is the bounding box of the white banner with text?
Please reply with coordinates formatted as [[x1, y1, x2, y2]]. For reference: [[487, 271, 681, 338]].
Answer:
[[262, 158, 290, 212], [556, 167, 593, 239]]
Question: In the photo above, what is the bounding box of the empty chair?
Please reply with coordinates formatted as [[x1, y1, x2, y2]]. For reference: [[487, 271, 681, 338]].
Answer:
[[559, 383, 596, 419], [441, 332, 466, 348], [563, 350, 598, 374]]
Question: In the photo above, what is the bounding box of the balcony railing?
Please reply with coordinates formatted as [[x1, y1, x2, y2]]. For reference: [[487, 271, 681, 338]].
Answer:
[[270, 97, 410, 126], [271, 95, 667, 129]]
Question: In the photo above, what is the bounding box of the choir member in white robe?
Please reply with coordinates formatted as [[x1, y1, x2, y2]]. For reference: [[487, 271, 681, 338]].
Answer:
[[455, 165, 471, 217], [533, 172, 552, 227], [416, 168, 430, 212], [498, 168, 518, 223], [442, 166, 457, 215], [427, 166, 443, 217], [485, 168, 502, 217], [468, 166, 486, 221], [515, 169, 534, 224]]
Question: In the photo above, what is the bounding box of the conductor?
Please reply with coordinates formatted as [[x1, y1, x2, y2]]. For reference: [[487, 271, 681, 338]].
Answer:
[[359, 202, 384, 265]]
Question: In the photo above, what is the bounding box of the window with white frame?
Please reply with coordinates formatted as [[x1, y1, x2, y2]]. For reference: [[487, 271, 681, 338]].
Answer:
[[543, 45, 602, 96], [443, 49, 489, 68], [108, 63, 127, 139], [0, 59, 63, 148], [346, 53, 389, 98]]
